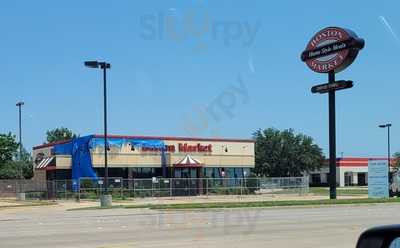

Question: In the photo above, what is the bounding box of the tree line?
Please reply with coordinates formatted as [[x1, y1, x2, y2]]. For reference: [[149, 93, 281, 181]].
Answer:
[[1, 126, 398, 180], [252, 128, 324, 177], [0, 127, 76, 179]]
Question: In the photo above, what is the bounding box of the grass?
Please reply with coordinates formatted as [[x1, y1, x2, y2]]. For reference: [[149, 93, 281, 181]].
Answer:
[[146, 198, 400, 210], [310, 187, 368, 195], [68, 197, 400, 211]]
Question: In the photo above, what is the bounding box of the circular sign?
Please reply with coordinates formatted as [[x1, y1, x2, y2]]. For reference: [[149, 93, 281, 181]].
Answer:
[[301, 27, 364, 73], [34, 152, 46, 165]]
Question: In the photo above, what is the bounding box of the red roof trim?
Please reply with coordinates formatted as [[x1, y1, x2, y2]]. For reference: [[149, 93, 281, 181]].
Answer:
[[323, 158, 396, 167], [34, 165, 56, 171], [93, 134, 254, 143], [337, 157, 391, 161], [339, 164, 395, 167], [33, 139, 72, 150], [46, 166, 57, 171]]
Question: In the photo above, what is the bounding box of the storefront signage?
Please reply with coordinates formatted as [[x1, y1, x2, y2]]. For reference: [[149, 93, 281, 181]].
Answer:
[[368, 160, 389, 198], [311, 80, 353, 94], [34, 152, 46, 165], [141, 143, 212, 153], [301, 27, 364, 73], [300, 26, 364, 200], [178, 143, 212, 153]]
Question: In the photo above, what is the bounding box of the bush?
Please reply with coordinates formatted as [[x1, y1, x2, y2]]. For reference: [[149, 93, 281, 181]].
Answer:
[[25, 191, 47, 200], [244, 178, 258, 193]]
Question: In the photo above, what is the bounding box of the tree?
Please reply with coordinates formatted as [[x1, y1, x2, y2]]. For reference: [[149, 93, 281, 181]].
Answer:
[[0, 133, 33, 179], [17, 147, 34, 179], [0, 160, 33, 179], [46, 127, 77, 143], [393, 152, 400, 173], [0, 133, 18, 164], [253, 128, 324, 177]]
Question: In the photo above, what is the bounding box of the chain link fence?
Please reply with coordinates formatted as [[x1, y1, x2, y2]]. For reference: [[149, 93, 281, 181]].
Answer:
[[0, 177, 309, 200], [0, 179, 48, 199]]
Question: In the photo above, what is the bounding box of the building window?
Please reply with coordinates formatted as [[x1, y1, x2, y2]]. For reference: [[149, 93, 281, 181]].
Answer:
[[132, 168, 157, 178], [357, 172, 367, 186], [203, 167, 249, 179], [243, 168, 250, 178]]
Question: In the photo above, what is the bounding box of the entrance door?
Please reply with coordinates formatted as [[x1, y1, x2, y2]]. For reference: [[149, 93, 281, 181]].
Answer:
[[173, 168, 200, 196], [358, 173, 366, 186], [344, 172, 353, 186], [174, 168, 199, 178]]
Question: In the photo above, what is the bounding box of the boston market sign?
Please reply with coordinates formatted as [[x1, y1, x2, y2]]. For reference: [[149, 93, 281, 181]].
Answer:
[[142, 143, 212, 153], [301, 27, 364, 73], [300, 27, 364, 200]]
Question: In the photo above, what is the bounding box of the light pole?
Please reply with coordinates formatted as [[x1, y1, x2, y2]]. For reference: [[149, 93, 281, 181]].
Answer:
[[16, 101, 24, 179], [84, 61, 111, 206], [379, 123, 392, 190]]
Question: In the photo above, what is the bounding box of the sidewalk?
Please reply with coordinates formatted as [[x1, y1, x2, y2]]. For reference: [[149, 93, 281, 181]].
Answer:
[[0, 193, 368, 211]]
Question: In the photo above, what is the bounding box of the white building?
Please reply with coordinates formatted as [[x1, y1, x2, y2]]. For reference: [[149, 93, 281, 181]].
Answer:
[[309, 157, 393, 187]]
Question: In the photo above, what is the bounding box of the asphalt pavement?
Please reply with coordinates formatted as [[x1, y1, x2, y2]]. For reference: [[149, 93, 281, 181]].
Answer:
[[1, 203, 400, 248]]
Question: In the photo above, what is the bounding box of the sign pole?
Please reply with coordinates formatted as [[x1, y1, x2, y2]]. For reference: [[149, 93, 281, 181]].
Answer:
[[301, 27, 364, 200], [328, 71, 337, 199]]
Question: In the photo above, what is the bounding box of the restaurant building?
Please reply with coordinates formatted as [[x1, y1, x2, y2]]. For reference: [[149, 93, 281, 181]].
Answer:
[[32, 134, 255, 183], [309, 157, 394, 187]]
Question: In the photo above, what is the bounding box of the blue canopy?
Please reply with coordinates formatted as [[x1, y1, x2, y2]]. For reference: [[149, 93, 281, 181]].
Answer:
[[89, 138, 165, 149], [90, 138, 167, 177], [54, 135, 97, 191], [54, 136, 167, 191]]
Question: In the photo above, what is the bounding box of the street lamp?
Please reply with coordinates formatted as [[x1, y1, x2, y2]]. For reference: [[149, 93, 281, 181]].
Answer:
[[16, 101, 24, 179], [379, 123, 392, 190], [84, 60, 111, 206]]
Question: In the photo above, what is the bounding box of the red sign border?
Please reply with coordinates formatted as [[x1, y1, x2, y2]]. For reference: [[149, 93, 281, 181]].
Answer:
[[303, 27, 361, 74]]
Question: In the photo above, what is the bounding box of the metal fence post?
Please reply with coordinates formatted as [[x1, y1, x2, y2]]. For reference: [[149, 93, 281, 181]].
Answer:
[[133, 178, 135, 198], [64, 180, 67, 199], [78, 179, 81, 202], [170, 178, 172, 197], [15, 180, 18, 195], [120, 180, 123, 199], [240, 178, 243, 196], [52, 180, 56, 200], [206, 178, 208, 196]]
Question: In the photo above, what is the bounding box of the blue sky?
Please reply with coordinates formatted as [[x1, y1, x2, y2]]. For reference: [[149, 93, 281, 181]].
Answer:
[[0, 0, 399, 157]]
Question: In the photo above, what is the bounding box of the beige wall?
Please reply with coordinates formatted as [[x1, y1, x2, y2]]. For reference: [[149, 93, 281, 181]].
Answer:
[[32, 146, 52, 161], [32, 146, 53, 170], [55, 155, 72, 169], [33, 138, 255, 170], [91, 140, 254, 168]]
